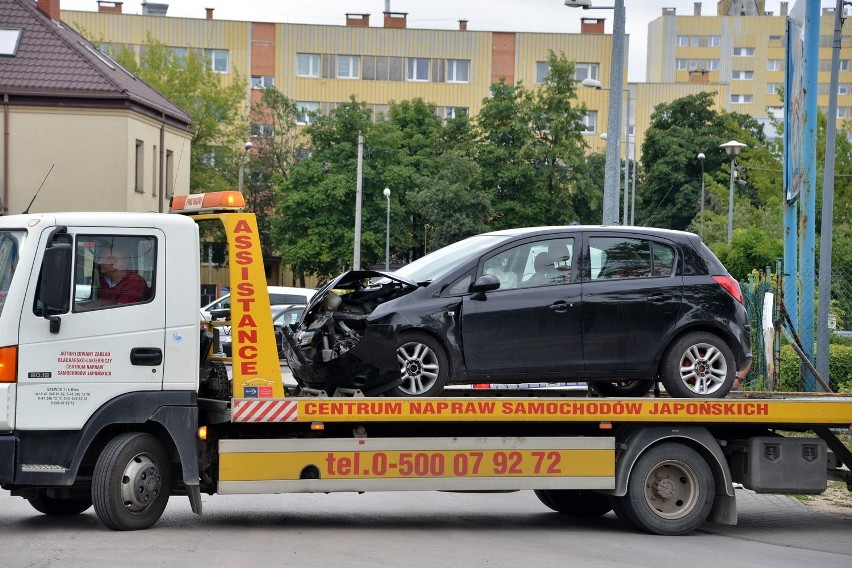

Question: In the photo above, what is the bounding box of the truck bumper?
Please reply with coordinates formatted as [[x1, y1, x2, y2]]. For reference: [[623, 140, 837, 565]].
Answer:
[[0, 435, 16, 484]]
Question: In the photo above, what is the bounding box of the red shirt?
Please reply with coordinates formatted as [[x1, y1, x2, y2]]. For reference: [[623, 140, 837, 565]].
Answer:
[[99, 271, 150, 305]]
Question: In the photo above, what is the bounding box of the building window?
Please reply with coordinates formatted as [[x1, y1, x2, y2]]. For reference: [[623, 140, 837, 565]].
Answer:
[[677, 35, 689, 47], [767, 82, 780, 95], [840, 83, 850, 95], [165, 150, 174, 198], [204, 49, 228, 73], [707, 59, 720, 70], [732, 70, 754, 80], [135, 140, 144, 193], [296, 102, 319, 125], [582, 111, 597, 134], [574, 62, 599, 82], [536, 61, 550, 84], [407, 58, 430, 81], [709, 35, 721, 47], [362, 55, 403, 81], [689, 59, 698, 70], [251, 123, 275, 137], [0, 28, 23, 56], [251, 75, 274, 89], [337, 55, 360, 79], [447, 59, 470, 83], [768, 59, 783, 71], [168, 46, 187, 67], [445, 107, 468, 120], [297, 53, 320, 77], [731, 94, 753, 104], [151, 145, 158, 196], [675, 59, 687, 70], [733, 47, 755, 57]]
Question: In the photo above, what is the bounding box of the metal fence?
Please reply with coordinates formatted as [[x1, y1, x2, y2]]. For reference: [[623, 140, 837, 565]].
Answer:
[[740, 265, 852, 393]]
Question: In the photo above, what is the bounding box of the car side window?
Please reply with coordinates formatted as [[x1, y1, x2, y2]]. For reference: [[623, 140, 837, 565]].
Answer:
[[590, 237, 652, 280], [483, 238, 573, 290], [652, 242, 675, 276], [73, 235, 156, 311]]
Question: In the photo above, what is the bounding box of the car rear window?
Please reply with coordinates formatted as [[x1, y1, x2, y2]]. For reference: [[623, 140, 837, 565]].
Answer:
[[270, 293, 310, 304]]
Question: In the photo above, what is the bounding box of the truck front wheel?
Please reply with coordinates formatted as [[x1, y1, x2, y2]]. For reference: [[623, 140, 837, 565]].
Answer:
[[27, 490, 92, 515], [610, 442, 714, 535], [92, 432, 172, 530]]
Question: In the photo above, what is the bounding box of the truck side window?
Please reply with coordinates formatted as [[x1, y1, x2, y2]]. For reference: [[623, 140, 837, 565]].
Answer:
[[74, 235, 156, 311]]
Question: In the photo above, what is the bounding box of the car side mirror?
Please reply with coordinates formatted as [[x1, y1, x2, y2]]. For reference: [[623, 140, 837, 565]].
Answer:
[[210, 307, 231, 321], [470, 274, 500, 301]]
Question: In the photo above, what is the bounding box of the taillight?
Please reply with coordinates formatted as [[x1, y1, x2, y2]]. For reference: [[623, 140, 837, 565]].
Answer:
[[0, 345, 17, 383], [712, 275, 744, 304]]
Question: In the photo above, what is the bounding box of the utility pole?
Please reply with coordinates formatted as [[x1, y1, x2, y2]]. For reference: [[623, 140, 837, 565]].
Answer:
[[354, 133, 363, 270]]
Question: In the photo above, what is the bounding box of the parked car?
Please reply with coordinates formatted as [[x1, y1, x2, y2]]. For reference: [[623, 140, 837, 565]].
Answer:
[[201, 286, 314, 320], [287, 226, 752, 399], [219, 304, 305, 359]]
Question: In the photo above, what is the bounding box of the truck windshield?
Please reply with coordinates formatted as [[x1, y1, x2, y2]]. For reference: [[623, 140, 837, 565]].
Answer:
[[0, 231, 23, 317]]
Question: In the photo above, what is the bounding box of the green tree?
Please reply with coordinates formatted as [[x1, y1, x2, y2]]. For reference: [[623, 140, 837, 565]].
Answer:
[[476, 51, 589, 229], [113, 38, 248, 193]]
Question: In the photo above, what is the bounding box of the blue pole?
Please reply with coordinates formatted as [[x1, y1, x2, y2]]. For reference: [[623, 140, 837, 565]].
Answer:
[[783, 9, 798, 368], [799, 0, 820, 391]]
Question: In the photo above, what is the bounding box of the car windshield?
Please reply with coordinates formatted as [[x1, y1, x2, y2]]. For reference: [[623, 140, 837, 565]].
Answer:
[[395, 235, 510, 283], [0, 231, 23, 317]]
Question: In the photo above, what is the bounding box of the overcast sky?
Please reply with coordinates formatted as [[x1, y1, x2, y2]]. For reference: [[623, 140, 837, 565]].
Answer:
[[62, 1, 822, 82]]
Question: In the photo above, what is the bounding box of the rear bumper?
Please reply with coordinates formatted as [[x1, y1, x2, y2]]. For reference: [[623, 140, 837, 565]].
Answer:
[[737, 354, 753, 379]]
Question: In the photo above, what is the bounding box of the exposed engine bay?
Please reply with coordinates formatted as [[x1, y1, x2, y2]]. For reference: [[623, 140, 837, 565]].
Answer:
[[288, 271, 418, 391]]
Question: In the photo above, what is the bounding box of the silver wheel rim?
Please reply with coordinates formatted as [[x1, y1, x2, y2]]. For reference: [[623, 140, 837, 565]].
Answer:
[[397, 340, 440, 395], [120, 452, 162, 515], [642, 460, 700, 520], [678, 342, 727, 395]]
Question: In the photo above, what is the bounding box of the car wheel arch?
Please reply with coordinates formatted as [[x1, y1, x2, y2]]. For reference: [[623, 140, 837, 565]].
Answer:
[[654, 323, 739, 378]]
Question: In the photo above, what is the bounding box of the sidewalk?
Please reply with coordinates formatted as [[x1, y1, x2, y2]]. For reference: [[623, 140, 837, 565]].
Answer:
[[701, 489, 852, 556]]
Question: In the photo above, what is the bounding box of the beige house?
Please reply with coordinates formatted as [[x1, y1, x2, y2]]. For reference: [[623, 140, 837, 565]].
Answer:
[[0, 0, 192, 216]]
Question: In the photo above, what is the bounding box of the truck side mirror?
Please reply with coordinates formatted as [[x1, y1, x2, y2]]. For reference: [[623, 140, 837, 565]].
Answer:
[[39, 243, 72, 316]]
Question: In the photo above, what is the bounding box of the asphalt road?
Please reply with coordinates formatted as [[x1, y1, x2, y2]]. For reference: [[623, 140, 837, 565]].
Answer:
[[1, 488, 849, 568]]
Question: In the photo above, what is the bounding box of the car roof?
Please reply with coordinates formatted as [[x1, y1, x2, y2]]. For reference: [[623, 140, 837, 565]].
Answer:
[[479, 225, 698, 240]]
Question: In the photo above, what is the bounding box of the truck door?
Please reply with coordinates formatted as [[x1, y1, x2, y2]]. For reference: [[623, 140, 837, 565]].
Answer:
[[16, 229, 166, 431]]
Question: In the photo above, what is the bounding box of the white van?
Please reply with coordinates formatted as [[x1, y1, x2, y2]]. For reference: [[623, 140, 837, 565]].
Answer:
[[200, 286, 315, 320]]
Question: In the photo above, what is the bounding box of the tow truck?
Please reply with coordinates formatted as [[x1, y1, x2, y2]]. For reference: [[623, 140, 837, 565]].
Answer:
[[0, 191, 849, 535]]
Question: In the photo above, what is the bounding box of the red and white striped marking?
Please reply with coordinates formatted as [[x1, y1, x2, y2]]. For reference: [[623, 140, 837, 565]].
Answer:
[[232, 399, 298, 423]]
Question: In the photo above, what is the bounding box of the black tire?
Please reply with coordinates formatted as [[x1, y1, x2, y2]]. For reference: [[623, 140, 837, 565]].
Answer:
[[660, 332, 736, 398], [27, 490, 92, 516], [613, 442, 715, 536], [589, 380, 654, 398], [534, 489, 613, 518], [390, 332, 449, 397], [92, 433, 172, 531]]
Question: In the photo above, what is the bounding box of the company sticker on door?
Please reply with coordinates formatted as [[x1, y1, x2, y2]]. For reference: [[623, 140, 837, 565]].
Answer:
[[55, 350, 113, 377]]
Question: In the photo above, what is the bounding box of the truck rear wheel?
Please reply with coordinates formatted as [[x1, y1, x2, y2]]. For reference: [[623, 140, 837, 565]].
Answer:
[[92, 432, 172, 531], [610, 442, 714, 535], [27, 490, 92, 516], [534, 489, 612, 517]]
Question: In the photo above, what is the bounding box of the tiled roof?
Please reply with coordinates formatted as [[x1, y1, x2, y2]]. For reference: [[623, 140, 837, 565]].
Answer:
[[0, 0, 191, 125]]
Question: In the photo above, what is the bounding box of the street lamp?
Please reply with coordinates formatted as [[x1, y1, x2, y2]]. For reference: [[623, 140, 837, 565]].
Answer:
[[586, 78, 632, 225], [697, 152, 706, 238], [566, 0, 626, 225], [719, 140, 747, 244], [383, 187, 391, 271], [238, 140, 253, 193]]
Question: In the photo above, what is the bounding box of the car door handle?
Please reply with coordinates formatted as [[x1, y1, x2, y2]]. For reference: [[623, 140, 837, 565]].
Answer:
[[549, 300, 571, 313], [647, 294, 671, 303], [130, 347, 163, 366]]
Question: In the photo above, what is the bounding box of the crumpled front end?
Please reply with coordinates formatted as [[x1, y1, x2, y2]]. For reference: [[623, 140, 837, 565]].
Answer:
[[287, 271, 417, 395]]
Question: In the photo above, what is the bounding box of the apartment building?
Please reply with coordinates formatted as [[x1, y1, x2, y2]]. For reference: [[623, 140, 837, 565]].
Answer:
[[648, 0, 852, 134], [61, 3, 633, 156]]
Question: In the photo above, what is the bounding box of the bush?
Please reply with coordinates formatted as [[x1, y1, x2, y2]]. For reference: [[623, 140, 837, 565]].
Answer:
[[779, 344, 852, 393]]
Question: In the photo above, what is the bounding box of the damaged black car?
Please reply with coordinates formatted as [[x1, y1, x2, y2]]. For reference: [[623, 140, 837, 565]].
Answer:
[[286, 226, 752, 399]]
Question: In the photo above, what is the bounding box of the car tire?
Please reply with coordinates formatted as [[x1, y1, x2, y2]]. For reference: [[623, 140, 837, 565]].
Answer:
[[660, 332, 736, 398], [589, 380, 654, 397], [390, 332, 449, 397]]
